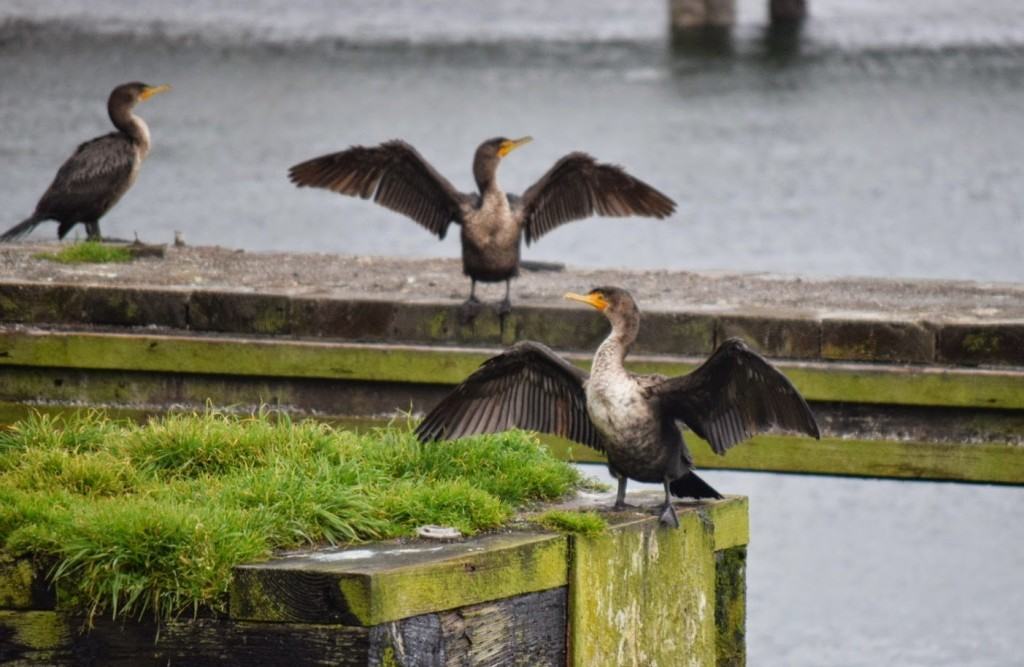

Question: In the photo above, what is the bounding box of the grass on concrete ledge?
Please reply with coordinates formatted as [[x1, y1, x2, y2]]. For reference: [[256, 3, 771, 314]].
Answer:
[[33, 241, 133, 264], [536, 510, 607, 536], [0, 409, 585, 622]]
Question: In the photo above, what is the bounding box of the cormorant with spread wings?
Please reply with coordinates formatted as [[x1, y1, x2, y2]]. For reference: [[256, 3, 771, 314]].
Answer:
[[288, 138, 675, 312], [416, 287, 820, 527]]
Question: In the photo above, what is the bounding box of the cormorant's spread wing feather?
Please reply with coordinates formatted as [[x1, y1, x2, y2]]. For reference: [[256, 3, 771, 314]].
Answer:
[[37, 133, 136, 210], [651, 338, 820, 455], [517, 152, 676, 245], [288, 140, 470, 239], [415, 341, 606, 452]]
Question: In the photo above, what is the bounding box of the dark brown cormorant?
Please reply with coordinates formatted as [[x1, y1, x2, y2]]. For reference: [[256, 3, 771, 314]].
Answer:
[[0, 82, 170, 243], [416, 287, 820, 527], [288, 138, 675, 312]]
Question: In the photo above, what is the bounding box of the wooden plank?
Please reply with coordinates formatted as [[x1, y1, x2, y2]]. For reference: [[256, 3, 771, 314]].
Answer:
[[0, 611, 369, 666], [1, 327, 1023, 410], [0, 610, 75, 665], [231, 532, 568, 626], [367, 588, 567, 666], [546, 435, 1024, 485]]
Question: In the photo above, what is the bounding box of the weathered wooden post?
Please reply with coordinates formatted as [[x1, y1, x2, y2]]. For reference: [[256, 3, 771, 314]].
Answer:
[[0, 495, 748, 665], [769, 0, 807, 24], [669, 0, 736, 29]]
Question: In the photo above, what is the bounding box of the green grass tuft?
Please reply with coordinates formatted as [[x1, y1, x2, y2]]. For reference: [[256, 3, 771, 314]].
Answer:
[[0, 409, 585, 621], [33, 241, 133, 264], [536, 510, 608, 536]]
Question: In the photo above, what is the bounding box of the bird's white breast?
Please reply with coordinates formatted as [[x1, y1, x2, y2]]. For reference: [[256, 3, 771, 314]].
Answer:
[[586, 374, 651, 442], [465, 191, 517, 244]]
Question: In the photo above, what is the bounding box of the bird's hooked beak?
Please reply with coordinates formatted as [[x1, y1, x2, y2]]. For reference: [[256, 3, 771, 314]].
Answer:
[[497, 136, 532, 158], [139, 84, 171, 101], [564, 291, 609, 311]]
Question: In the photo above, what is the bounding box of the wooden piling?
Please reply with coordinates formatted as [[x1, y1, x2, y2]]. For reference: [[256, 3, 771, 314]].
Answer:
[[669, 0, 736, 29], [0, 495, 749, 665]]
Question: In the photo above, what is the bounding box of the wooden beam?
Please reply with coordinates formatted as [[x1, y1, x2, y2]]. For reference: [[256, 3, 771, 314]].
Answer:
[[2, 327, 1022, 410]]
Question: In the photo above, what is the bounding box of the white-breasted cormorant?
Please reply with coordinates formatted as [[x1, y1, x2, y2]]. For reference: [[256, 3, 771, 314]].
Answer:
[[288, 139, 675, 312], [0, 81, 170, 243], [416, 286, 820, 527]]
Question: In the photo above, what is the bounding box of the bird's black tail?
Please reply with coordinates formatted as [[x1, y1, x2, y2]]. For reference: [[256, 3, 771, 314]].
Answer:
[[670, 471, 723, 500], [0, 215, 43, 242]]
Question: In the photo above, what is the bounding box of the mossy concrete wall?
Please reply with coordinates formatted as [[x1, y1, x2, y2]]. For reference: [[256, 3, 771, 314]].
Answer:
[[2, 243, 1023, 366], [1, 245, 1023, 484], [0, 496, 748, 666]]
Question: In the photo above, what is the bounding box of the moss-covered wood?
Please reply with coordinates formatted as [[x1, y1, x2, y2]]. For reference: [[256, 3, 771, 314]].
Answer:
[[1, 495, 748, 665], [568, 511, 718, 666], [0, 610, 370, 666], [2, 327, 1023, 410], [546, 434, 1024, 485], [715, 547, 746, 667], [0, 587, 569, 666], [0, 559, 54, 611], [231, 532, 568, 626], [530, 493, 748, 666]]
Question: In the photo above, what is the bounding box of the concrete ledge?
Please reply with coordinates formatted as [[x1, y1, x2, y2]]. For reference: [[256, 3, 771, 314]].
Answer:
[[2, 244, 1023, 367]]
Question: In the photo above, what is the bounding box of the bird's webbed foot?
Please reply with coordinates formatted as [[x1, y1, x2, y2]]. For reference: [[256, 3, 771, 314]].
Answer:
[[658, 502, 680, 529], [458, 297, 483, 325], [612, 500, 637, 511], [498, 297, 513, 316]]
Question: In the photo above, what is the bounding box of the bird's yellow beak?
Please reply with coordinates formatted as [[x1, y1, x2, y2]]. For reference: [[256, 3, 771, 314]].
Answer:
[[564, 291, 608, 311], [140, 84, 171, 101], [498, 136, 533, 158]]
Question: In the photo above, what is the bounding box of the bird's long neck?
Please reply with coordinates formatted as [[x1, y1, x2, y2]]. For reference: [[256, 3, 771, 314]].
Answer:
[[109, 101, 150, 152], [592, 312, 639, 378], [473, 159, 501, 196]]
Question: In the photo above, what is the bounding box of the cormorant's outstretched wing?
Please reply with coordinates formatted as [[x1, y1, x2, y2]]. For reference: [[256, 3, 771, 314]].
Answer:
[[651, 338, 820, 455], [415, 341, 606, 451], [516, 152, 676, 245], [288, 140, 471, 239]]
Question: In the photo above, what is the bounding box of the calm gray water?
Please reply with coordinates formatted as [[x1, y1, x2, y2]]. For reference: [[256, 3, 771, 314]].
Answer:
[[584, 466, 1024, 667], [1, 1, 1023, 281], [1, 3, 1023, 664]]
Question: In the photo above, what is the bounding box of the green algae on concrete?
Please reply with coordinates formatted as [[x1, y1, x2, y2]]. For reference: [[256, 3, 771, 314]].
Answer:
[[567, 512, 718, 667], [232, 532, 568, 626], [938, 324, 1024, 367], [821, 318, 935, 363], [535, 510, 608, 536], [33, 242, 132, 265]]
